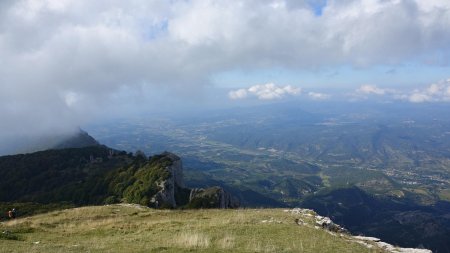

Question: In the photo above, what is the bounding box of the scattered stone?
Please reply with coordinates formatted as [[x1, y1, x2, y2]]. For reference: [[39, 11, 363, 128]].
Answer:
[[354, 240, 374, 248], [374, 242, 432, 253], [116, 203, 149, 210], [352, 236, 381, 242], [352, 236, 432, 253], [315, 216, 331, 226], [261, 217, 281, 224], [289, 208, 316, 216], [315, 216, 347, 233], [295, 218, 306, 225]]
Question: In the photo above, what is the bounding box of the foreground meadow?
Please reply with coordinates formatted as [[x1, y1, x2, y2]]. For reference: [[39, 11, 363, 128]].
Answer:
[[0, 205, 382, 253]]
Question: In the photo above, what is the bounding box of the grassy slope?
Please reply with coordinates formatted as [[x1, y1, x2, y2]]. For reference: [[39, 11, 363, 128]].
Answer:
[[0, 205, 383, 253]]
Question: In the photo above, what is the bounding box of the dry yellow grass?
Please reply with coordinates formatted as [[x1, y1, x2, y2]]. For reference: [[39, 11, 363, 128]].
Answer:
[[175, 232, 210, 248], [217, 234, 235, 249]]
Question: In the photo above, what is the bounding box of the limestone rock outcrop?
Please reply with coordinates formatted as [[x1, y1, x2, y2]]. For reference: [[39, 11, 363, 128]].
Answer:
[[189, 186, 239, 209], [150, 152, 183, 208], [148, 152, 238, 209]]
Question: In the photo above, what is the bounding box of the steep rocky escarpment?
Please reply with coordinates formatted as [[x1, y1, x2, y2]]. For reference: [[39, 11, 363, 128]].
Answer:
[[149, 152, 184, 208], [189, 186, 239, 208], [140, 152, 239, 208]]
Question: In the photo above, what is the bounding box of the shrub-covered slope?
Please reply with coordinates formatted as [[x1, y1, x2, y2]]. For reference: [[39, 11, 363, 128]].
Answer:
[[0, 146, 236, 212]]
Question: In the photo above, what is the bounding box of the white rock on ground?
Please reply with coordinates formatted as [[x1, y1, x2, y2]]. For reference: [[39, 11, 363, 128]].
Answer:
[[288, 208, 432, 253], [352, 236, 380, 242], [352, 235, 432, 253], [374, 242, 432, 253], [116, 203, 150, 210]]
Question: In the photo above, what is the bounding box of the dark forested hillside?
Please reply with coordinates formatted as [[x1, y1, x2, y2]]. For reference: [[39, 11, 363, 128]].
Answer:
[[0, 146, 132, 204], [0, 146, 236, 211]]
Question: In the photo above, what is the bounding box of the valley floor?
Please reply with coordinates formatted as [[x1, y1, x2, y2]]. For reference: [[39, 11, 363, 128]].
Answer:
[[0, 205, 384, 253]]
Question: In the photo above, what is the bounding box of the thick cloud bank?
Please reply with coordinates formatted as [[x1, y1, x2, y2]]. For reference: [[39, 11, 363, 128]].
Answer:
[[1, 0, 450, 149]]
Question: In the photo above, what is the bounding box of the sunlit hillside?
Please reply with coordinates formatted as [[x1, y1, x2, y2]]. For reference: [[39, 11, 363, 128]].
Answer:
[[0, 205, 392, 253]]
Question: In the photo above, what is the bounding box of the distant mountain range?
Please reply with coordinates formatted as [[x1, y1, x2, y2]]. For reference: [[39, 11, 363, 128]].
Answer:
[[82, 102, 450, 252]]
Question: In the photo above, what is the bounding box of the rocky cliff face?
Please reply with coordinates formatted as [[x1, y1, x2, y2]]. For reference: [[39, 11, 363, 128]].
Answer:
[[150, 152, 184, 208], [164, 152, 184, 188], [151, 180, 177, 208], [189, 187, 239, 209], [216, 187, 240, 208], [148, 152, 238, 209]]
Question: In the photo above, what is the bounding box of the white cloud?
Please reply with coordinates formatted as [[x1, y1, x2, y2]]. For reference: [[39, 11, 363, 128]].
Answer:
[[408, 93, 431, 103], [352, 79, 450, 103], [308, 92, 330, 100], [352, 84, 400, 101], [427, 84, 440, 95], [405, 79, 450, 103], [229, 83, 301, 100], [356, 85, 387, 95], [63, 91, 81, 107], [248, 83, 301, 100], [228, 89, 248, 100]]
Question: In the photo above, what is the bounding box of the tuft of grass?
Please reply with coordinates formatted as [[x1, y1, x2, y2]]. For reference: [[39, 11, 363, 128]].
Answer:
[[217, 234, 235, 249], [175, 232, 210, 248], [0, 231, 20, 241]]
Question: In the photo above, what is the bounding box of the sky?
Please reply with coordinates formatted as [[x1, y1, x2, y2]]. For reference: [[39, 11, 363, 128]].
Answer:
[[1, 0, 450, 147]]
